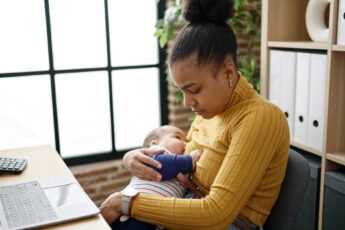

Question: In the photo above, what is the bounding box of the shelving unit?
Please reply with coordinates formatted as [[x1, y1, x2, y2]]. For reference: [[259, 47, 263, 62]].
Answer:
[[332, 45, 345, 51], [292, 141, 323, 157], [327, 152, 345, 165], [261, 0, 345, 229], [268, 41, 329, 50]]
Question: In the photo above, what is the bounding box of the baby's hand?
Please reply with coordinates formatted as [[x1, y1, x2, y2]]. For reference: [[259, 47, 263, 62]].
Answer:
[[190, 150, 203, 171]]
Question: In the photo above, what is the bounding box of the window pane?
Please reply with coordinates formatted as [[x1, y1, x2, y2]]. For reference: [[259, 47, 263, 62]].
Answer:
[[112, 68, 160, 150], [109, 0, 158, 66], [0, 0, 49, 73], [55, 71, 112, 157], [0, 76, 55, 150], [50, 0, 107, 70]]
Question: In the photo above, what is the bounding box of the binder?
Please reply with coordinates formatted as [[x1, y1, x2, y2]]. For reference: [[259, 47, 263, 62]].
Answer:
[[269, 50, 296, 140], [269, 50, 281, 106], [280, 51, 296, 141], [294, 53, 311, 145], [337, 0, 345, 45], [307, 54, 327, 151]]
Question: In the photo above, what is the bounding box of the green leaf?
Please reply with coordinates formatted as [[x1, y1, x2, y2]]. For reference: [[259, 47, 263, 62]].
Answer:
[[189, 114, 196, 121], [155, 19, 164, 29], [250, 59, 256, 71], [167, 27, 174, 41], [250, 10, 260, 20], [175, 90, 183, 101], [239, 67, 250, 77], [235, 0, 246, 9], [160, 33, 168, 48], [154, 28, 163, 38], [165, 6, 179, 24]]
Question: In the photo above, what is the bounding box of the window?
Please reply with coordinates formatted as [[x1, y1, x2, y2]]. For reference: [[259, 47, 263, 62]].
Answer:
[[0, 0, 167, 165]]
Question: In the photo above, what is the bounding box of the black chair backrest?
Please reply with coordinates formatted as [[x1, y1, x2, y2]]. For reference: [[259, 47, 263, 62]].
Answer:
[[264, 149, 310, 230]]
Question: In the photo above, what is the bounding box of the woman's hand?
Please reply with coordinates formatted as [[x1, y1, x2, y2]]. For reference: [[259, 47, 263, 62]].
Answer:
[[189, 149, 203, 171], [100, 192, 122, 224], [123, 148, 165, 181]]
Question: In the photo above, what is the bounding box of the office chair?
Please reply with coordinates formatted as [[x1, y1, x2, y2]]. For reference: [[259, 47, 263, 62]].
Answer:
[[264, 149, 310, 230]]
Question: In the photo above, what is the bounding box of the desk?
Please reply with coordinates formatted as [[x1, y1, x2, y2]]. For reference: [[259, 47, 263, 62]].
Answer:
[[0, 145, 111, 230]]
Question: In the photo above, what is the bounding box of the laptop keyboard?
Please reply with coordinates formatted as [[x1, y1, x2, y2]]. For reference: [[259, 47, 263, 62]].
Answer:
[[0, 181, 58, 229]]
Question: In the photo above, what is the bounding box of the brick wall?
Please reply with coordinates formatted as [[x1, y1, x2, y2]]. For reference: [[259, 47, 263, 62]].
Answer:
[[70, 160, 131, 206], [69, 2, 261, 206]]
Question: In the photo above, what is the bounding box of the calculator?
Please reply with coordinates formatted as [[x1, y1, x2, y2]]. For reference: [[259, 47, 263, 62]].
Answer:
[[0, 157, 27, 174]]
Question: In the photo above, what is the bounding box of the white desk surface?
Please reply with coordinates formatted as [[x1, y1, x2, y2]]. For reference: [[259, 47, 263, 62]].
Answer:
[[0, 145, 111, 230]]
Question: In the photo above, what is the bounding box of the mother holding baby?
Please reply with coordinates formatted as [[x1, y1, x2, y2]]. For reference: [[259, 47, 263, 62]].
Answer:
[[100, 0, 290, 229]]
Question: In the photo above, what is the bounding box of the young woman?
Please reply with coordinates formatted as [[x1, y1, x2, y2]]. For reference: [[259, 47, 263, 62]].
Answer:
[[100, 0, 290, 229]]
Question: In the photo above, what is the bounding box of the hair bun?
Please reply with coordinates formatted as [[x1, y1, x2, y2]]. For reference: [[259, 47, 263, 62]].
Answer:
[[183, 0, 235, 23]]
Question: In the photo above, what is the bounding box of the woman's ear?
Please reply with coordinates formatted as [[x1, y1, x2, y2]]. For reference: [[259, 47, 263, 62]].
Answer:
[[223, 56, 236, 87], [223, 56, 236, 78]]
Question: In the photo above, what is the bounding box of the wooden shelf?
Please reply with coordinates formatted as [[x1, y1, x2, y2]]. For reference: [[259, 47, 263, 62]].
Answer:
[[332, 45, 345, 52], [327, 152, 345, 166], [261, 0, 345, 229], [291, 141, 323, 157], [268, 41, 329, 50]]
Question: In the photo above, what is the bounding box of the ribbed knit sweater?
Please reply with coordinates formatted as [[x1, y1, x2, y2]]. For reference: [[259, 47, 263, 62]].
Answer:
[[131, 76, 290, 230]]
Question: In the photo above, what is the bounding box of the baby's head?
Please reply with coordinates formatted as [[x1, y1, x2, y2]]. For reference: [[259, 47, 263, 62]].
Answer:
[[143, 125, 186, 154]]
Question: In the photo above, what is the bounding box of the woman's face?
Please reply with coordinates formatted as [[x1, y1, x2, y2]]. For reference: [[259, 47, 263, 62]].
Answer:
[[170, 54, 235, 119]]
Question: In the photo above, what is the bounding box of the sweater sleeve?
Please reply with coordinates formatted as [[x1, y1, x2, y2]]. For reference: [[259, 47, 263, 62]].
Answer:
[[131, 105, 289, 230], [149, 154, 193, 180]]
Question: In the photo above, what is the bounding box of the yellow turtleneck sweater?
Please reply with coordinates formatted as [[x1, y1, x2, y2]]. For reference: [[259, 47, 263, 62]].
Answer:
[[131, 76, 290, 230]]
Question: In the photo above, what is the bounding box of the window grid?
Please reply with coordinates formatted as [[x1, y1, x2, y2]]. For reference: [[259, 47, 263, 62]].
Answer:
[[0, 0, 167, 165]]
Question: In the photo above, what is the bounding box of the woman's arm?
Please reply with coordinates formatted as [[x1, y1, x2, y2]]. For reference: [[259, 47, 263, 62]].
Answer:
[[100, 151, 204, 223], [123, 148, 202, 181], [129, 105, 290, 230]]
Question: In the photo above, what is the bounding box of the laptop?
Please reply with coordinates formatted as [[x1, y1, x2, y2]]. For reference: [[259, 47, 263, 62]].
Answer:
[[0, 175, 99, 230]]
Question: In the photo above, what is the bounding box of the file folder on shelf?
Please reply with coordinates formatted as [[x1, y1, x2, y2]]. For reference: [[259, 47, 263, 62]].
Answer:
[[269, 50, 281, 106], [337, 0, 345, 45], [269, 50, 296, 141], [280, 51, 296, 141], [307, 54, 327, 152], [294, 53, 311, 145]]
